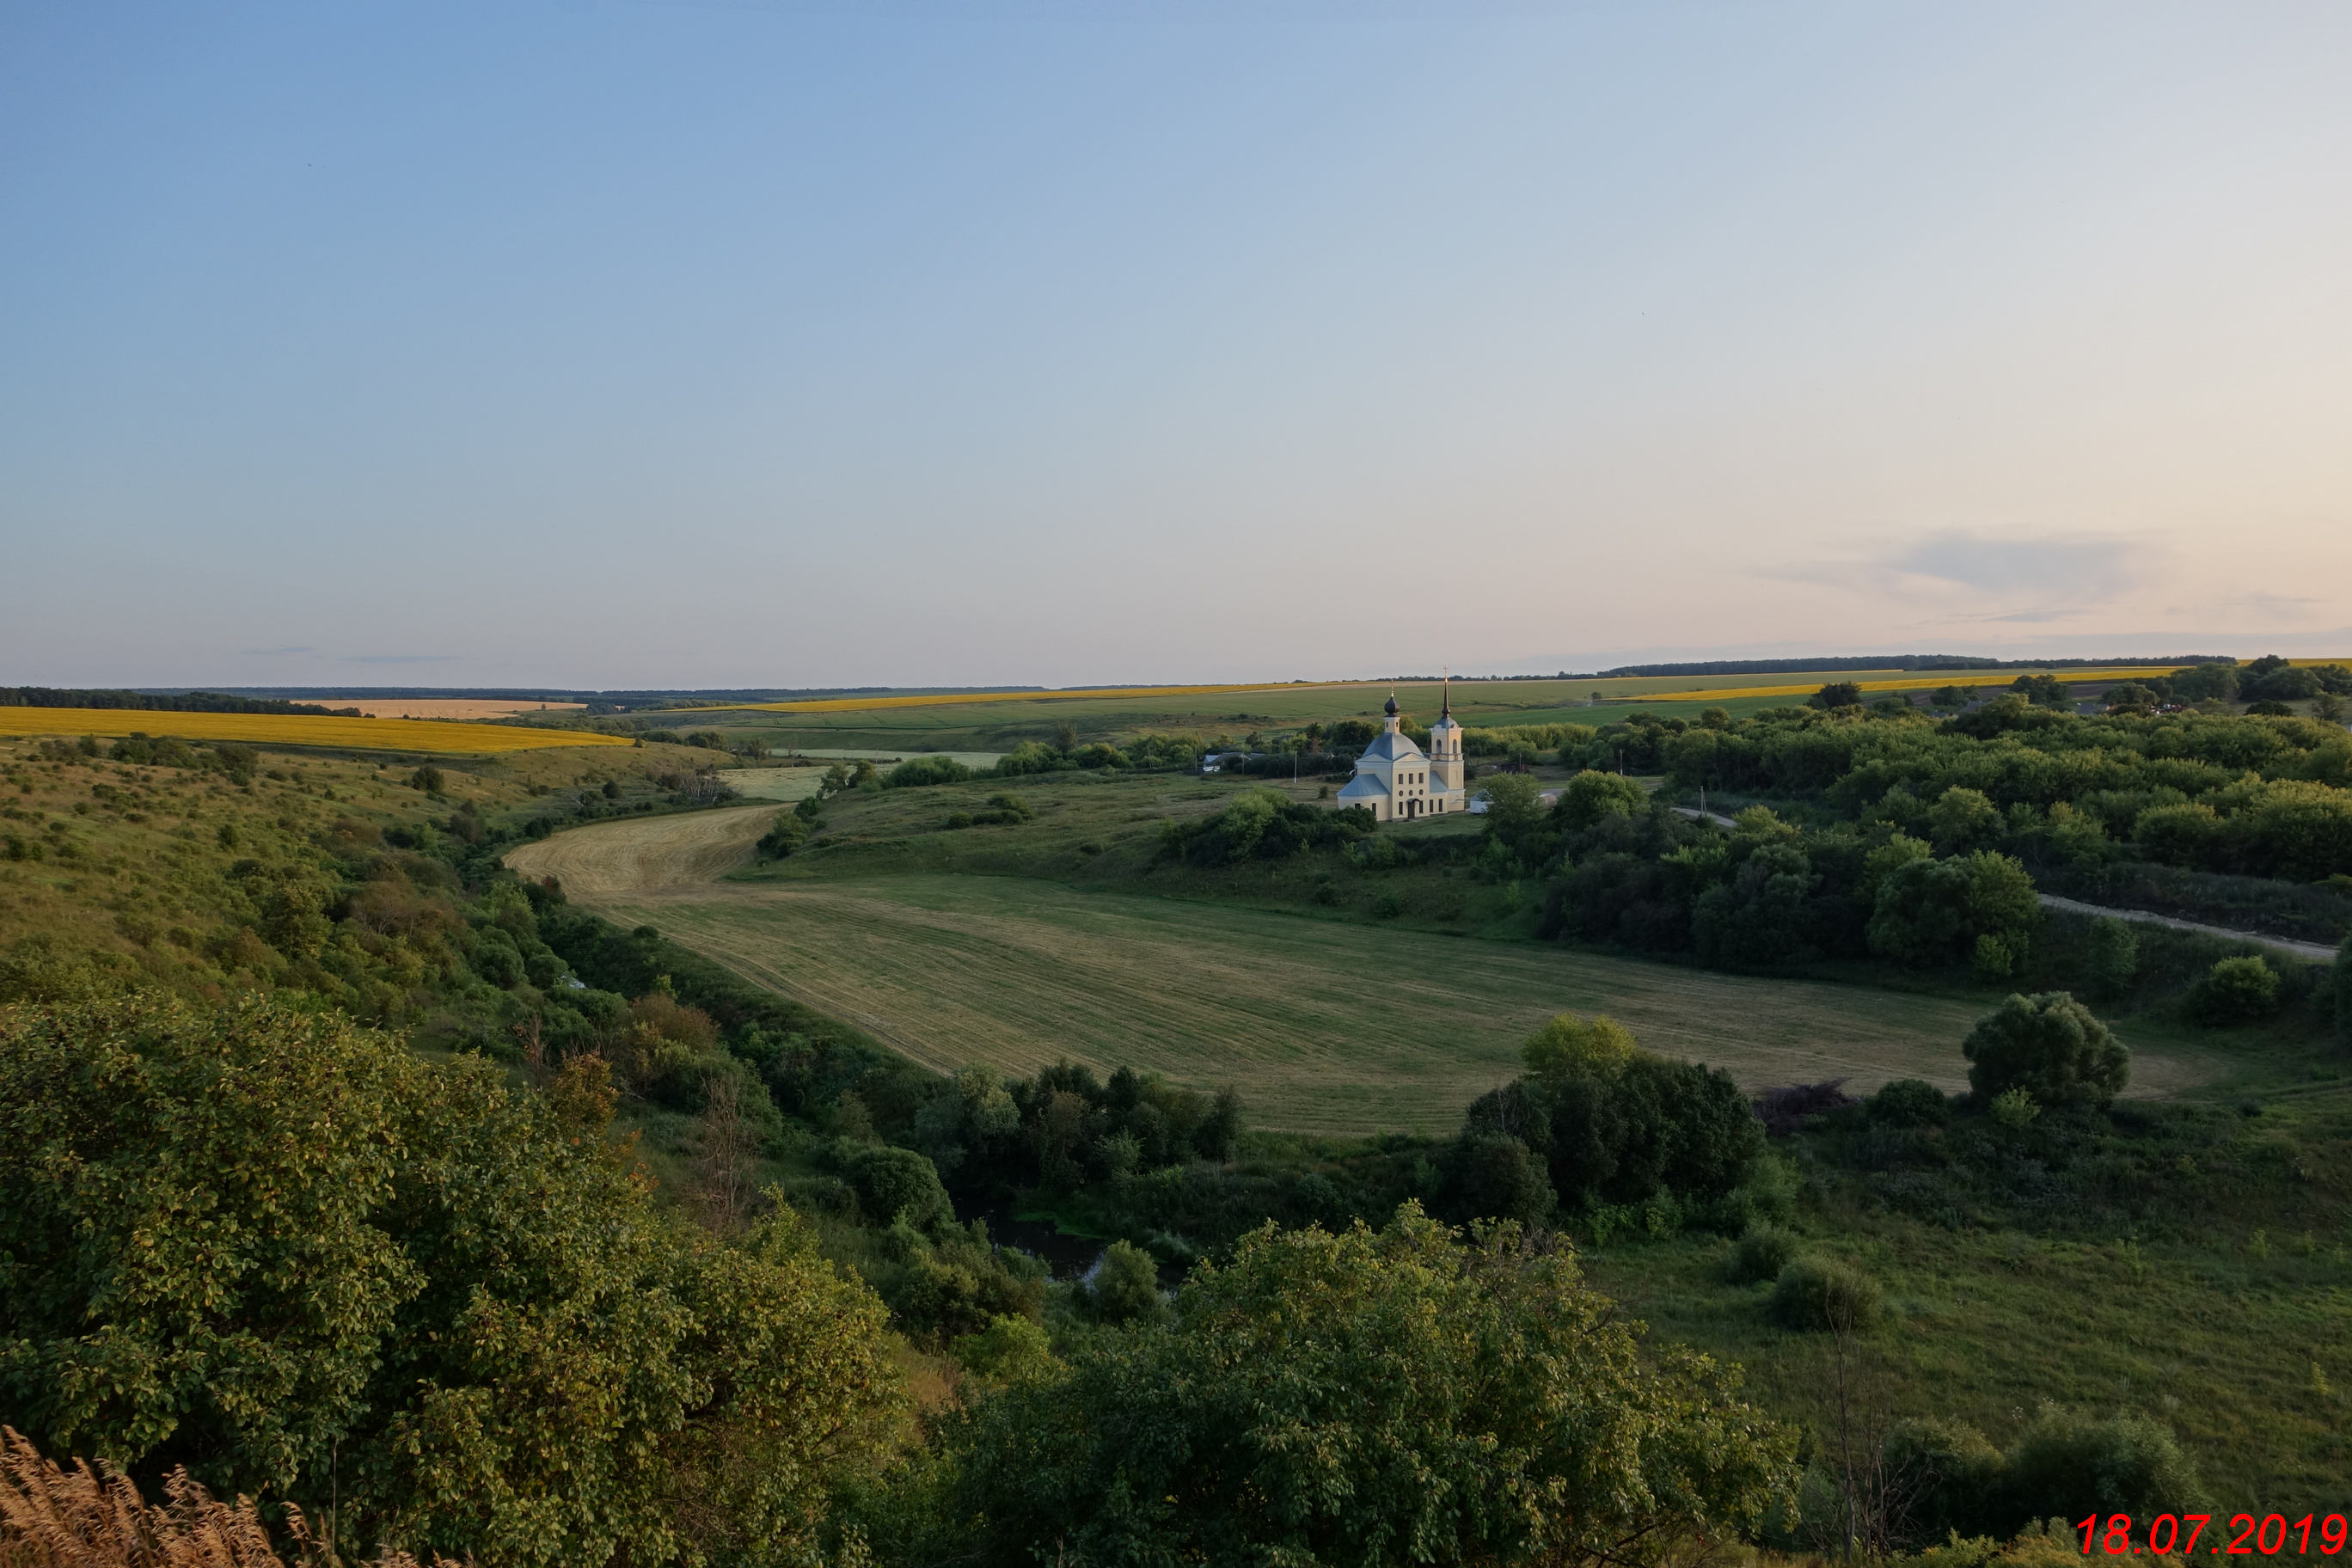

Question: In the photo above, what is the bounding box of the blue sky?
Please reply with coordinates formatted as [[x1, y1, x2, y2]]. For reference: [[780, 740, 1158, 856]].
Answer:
[[6, 0, 2351, 689]]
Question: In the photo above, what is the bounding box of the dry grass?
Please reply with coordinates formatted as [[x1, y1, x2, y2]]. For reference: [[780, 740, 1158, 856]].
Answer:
[[0, 1428, 448, 1567], [0, 707, 630, 754], [504, 802, 778, 898]]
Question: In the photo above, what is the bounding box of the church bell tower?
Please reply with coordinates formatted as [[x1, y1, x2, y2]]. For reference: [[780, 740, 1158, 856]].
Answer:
[[1429, 675, 1464, 795]]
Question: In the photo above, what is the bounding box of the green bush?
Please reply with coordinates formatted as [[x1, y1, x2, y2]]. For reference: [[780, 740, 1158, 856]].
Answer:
[[1963, 991, 2128, 1106], [756, 810, 811, 859], [1768, 1257, 1882, 1331], [1553, 769, 1647, 828], [886, 755, 971, 787], [2082, 916, 2141, 1001], [1727, 1222, 1801, 1283], [843, 1142, 952, 1228], [1467, 1026, 1766, 1222], [1882, 1417, 2004, 1546], [1868, 1077, 1951, 1128], [1082, 1239, 1167, 1326], [1867, 850, 2041, 971], [1440, 1132, 1553, 1225], [1988, 1087, 2041, 1128], [1995, 1406, 2206, 1535], [2190, 954, 2282, 1022]]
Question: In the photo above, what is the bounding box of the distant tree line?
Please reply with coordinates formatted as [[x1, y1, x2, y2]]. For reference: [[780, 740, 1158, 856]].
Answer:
[[0, 686, 363, 715]]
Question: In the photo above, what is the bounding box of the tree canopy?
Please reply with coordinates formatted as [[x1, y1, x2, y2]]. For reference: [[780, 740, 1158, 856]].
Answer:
[[931, 1205, 1794, 1567], [0, 993, 903, 1566]]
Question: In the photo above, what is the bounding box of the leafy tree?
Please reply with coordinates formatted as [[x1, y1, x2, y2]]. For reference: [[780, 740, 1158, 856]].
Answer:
[[2190, 954, 2281, 1022], [1081, 1240, 1166, 1326], [1439, 1132, 1553, 1224], [1926, 683, 1977, 712], [1867, 1078, 1950, 1128], [885, 756, 970, 787], [1692, 841, 1817, 968], [1477, 771, 1545, 846], [2167, 662, 2239, 702], [1995, 1406, 2207, 1535], [2008, 673, 2070, 708], [1554, 769, 1646, 828], [1924, 786, 2002, 854], [1811, 682, 1865, 709], [1521, 1012, 1638, 1077], [757, 810, 812, 859], [843, 1142, 953, 1228], [0, 993, 903, 1566], [934, 1206, 1795, 1567], [1469, 1020, 1764, 1218], [1865, 850, 2039, 973], [1962, 991, 2128, 1106]]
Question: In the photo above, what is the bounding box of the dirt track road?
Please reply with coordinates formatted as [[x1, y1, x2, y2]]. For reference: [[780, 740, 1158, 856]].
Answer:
[[504, 804, 776, 899]]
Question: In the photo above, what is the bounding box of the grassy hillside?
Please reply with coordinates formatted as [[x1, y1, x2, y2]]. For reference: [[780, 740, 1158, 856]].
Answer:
[[0, 732, 744, 1006]]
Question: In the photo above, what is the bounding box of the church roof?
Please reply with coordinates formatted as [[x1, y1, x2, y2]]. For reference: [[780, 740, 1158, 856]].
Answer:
[[1337, 771, 1388, 797], [1360, 730, 1423, 762]]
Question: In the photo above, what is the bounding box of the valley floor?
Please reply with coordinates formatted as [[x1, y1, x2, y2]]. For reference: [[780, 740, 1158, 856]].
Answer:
[[508, 799, 2226, 1135]]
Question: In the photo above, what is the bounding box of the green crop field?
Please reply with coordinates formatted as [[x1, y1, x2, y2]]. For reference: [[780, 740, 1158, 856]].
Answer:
[[511, 775, 2230, 1135], [538, 663, 2242, 756]]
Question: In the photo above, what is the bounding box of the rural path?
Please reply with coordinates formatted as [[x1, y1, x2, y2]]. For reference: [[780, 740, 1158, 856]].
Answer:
[[2034, 895, 2338, 965], [505, 802, 776, 898], [1671, 805, 2337, 964]]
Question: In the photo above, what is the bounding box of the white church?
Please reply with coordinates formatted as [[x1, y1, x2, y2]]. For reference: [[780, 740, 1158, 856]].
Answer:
[[1337, 686, 1467, 822]]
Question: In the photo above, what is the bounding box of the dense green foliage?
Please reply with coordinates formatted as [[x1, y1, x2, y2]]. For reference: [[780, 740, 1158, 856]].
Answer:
[[1159, 787, 1374, 864], [1612, 696, 2352, 885], [1458, 1015, 1769, 1231], [916, 1207, 1795, 1567], [0, 994, 903, 1566], [1961, 992, 2129, 1106]]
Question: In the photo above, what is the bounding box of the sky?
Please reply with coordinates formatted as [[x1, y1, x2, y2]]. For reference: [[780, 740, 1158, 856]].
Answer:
[[5, 0, 2352, 690]]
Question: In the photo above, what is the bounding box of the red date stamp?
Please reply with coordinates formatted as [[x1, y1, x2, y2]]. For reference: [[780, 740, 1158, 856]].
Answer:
[[2078, 1514, 2349, 1557]]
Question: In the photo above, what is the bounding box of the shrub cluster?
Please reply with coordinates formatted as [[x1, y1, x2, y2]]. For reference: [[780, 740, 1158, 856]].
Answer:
[[1159, 788, 1375, 866], [1451, 1014, 1769, 1231]]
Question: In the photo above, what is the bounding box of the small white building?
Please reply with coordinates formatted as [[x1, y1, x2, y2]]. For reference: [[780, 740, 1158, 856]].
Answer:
[[1337, 686, 1467, 823]]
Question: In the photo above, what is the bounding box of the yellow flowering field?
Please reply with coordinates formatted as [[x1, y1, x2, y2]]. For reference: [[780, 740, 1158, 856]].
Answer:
[[0, 706, 632, 753]]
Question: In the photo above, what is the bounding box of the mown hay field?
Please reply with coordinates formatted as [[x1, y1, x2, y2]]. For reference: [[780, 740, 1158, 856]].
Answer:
[[511, 805, 2224, 1134], [0, 705, 633, 753]]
